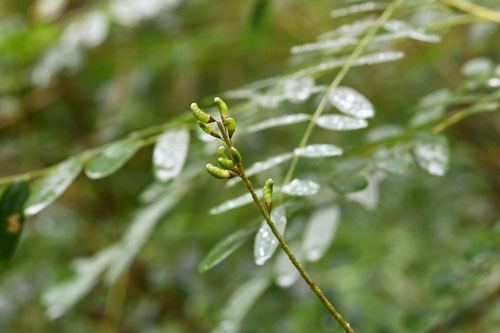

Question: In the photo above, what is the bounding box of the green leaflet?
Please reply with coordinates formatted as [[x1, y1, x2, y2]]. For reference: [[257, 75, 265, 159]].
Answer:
[[302, 206, 340, 262], [199, 226, 257, 273], [414, 132, 450, 176], [0, 181, 30, 268], [153, 129, 190, 182], [213, 275, 270, 333], [254, 206, 287, 266], [85, 140, 140, 179], [24, 157, 83, 216]]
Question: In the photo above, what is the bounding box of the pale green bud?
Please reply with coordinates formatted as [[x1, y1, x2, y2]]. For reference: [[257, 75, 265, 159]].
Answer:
[[217, 146, 227, 159], [214, 97, 228, 118], [218, 157, 235, 170], [224, 117, 236, 138], [230, 147, 242, 163], [191, 103, 214, 123], [198, 121, 221, 139], [206, 163, 236, 179], [263, 179, 274, 213]]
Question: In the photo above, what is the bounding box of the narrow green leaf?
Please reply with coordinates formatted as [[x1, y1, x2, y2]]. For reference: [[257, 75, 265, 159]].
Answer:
[[316, 114, 368, 131], [153, 129, 190, 182], [329, 86, 374, 119], [213, 275, 270, 333], [24, 158, 83, 216], [302, 206, 340, 262], [414, 132, 450, 176], [199, 226, 257, 273], [254, 206, 287, 266], [281, 179, 320, 196], [85, 140, 140, 179], [0, 181, 30, 268]]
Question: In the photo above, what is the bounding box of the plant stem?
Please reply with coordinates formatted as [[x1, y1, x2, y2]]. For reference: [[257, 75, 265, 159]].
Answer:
[[236, 164, 355, 333], [440, 0, 500, 23], [281, 0, 405, 195]]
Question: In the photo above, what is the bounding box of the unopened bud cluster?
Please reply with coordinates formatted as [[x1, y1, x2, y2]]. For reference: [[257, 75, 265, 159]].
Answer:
[[191, 97, 274, 214], [191, 97, 242, 180]]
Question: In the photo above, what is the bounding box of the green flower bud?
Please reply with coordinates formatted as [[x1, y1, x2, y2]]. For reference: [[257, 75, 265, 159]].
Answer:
[[218, 157, 235, 170], [230, 147, 242, 163], [224, 117, 236, 138], [217, 146, 227, 159], [263, 179, 274, 213], [214, 97, 228, 118], [206, 163, 236, 179], [191, 103, 214, 123], [198, 121, 221, 139]]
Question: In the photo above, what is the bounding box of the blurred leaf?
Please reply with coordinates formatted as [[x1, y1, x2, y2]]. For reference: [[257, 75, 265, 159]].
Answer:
[[330, 175, 369, 194], [274, 242, 302, 288], [414, 132, 450, 176], [373, 144, 413, 174], [24, 158, 83, 216], [346, 172, 385, 210], [329, 86, 374, 119], [247, 114, 310, 133], [153, 129, 190, 182], [302, 206, 340, 262], [85, 140, 140, 179], [254, 206, 287, 266], [199, 226, 257, 274], [316, 114, 368, 131], [213, 275, 270, 333], [227, 152, 293, 187], [42, 246, 121, 319], [0, 181, 30, 268], [294, 144, 343, 158], [281, 179, 320, 196]]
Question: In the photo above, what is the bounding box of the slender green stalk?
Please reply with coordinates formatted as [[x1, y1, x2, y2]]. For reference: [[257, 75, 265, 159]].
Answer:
[[281, 0, 405, 193], [237, 165, 355, 333], [440, 0, 500, 23]]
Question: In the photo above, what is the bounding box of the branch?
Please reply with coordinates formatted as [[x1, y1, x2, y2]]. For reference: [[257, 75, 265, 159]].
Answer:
[[281, 0, 406, 193]]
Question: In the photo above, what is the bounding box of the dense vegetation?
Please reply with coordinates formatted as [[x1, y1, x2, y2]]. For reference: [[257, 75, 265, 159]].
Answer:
[[1, 0, 499, 332]]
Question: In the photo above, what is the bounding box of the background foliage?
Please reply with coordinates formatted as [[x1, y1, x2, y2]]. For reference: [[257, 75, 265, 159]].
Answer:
[[1, 0, 499, 332]]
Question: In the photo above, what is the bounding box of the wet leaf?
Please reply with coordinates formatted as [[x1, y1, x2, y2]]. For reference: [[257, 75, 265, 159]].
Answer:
[[254, 207, 287, 266], [282, 179, 320, 196], [227, 152, 293, 187], [316, 114, 368, 131], [153, 129, 190, 182], [414, 132, 450, 176], [329, 86, 374, 119], [85, 140, 140, 179], [302, 206, 340, 262], [0, 181, 30, 268], [373, 145, 413, 174], [294, 144, 343, 158], [199, 226, 257, 273], [247, 114, 310, 133], [346, 172, 385, 210], [24, 158, 83, 216]]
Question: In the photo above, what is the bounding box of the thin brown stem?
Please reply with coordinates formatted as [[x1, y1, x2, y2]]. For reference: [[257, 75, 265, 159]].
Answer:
[[236, 163, 355, 333]]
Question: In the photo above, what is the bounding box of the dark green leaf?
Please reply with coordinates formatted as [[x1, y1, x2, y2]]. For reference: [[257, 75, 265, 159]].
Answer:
[[0, 181, 30, 268]]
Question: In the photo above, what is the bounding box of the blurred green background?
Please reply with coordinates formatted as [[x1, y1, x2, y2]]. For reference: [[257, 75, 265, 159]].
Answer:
[[1, 0, 499, 332]]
